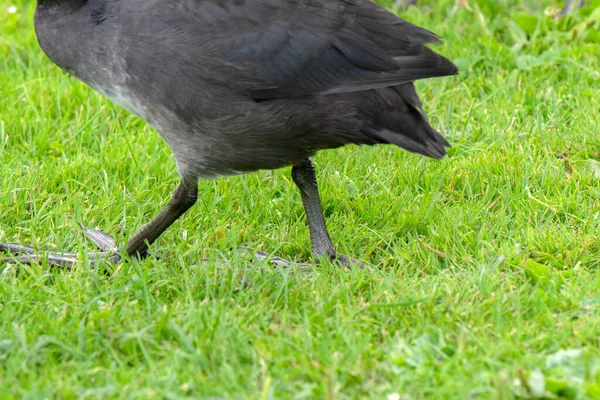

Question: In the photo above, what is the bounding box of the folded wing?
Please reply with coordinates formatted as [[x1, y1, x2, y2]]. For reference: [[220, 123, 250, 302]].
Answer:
[[142, 0, 457, 99]]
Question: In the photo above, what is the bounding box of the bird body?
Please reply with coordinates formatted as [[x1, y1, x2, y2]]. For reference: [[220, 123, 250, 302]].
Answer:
[[34, 0, 456, 179], [0, 0, 457, 267]]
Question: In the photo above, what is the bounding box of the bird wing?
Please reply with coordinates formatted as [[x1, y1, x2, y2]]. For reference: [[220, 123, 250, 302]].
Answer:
[[137, 0, 457, 99]]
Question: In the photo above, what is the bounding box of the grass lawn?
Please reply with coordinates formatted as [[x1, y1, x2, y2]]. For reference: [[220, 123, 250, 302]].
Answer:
[[1, 0, 599, 398]]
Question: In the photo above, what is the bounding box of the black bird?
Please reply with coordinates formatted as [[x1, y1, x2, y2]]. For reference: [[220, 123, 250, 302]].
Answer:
[[0, 0, 457, 268]]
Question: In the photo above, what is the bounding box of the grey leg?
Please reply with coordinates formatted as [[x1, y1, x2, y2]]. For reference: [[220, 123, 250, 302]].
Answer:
[[291, 159, 358, 268], [0, 179, 198, 267], [125, 180, 198, 258]]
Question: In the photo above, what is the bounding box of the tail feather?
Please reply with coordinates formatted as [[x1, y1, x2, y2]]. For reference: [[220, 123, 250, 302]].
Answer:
[[356, 83, 450, 159]]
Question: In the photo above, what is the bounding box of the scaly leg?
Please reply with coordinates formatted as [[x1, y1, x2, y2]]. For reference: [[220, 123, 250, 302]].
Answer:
[[291, 159, 360, 268]]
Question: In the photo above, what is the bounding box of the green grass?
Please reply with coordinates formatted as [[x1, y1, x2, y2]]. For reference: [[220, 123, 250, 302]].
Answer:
[[1, 0, 600, 398]]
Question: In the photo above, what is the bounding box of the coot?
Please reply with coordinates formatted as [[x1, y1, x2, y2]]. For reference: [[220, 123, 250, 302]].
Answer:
[[1, 0, 457, 268]]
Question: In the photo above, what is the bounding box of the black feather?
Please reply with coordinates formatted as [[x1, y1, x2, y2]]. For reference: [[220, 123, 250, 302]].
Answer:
[[34, 0, 458, 177]]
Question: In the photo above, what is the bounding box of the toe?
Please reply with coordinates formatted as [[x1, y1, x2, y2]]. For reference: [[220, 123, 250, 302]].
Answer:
[[1, 243, 37, 255], [80, 224, 117, 252], [330, 253, 364, 270]]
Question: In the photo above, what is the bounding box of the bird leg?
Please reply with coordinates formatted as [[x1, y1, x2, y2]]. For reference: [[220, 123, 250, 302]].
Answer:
[[124, 180, 198, 258], [2, 171, 359, 270], [0, 179, 198, 268], [291, 159, 360, 268]]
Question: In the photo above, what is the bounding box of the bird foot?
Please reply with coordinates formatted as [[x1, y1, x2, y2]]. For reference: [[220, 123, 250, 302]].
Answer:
[[0, 243, 120, 269], [0, 241, 314, 271], [243, 248, 313, 269], [1, 229, 362, 271], [241, 248, 363, 270], [0, 224, 121, 269], [319, 251, 363, 269]]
